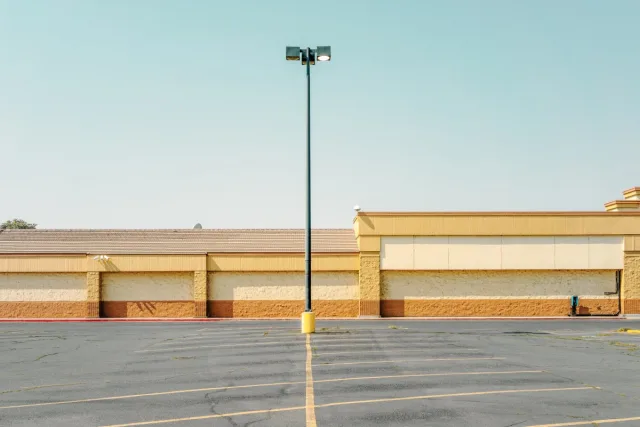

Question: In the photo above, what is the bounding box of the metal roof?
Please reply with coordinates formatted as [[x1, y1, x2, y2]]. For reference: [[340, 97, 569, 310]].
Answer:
[[0, 229, 358, 255]]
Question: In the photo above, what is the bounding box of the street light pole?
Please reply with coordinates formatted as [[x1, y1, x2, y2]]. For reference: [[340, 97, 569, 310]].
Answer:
[[285, 45, 331, 334], [305, 47, 312, 314]]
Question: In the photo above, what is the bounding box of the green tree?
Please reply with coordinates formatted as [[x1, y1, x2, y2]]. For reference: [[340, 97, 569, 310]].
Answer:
[[1, 219, 37, 229]]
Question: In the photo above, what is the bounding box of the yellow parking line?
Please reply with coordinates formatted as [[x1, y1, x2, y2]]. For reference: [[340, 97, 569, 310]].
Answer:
[[0, 381, 304, 410], [305, 334, 317, 427], [194, 327, 294, 333], [153, 334, 302, 346], [135, 340, 300, 353], [0, 369, 543, 411], [139, 336, 453, 353], [313, 356, 504, 367], [315, 386, 594, 409], [314, 370, 543, 383], [0, 370, 542, 410], [316, 348, 478, 356], [525, 416, 640, 426], [100, 386, 593, 427], [102, 406, 305, 426]]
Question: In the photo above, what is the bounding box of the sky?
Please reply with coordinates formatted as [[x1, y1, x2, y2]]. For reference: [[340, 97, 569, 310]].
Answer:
[[1, 0, 639, 229]]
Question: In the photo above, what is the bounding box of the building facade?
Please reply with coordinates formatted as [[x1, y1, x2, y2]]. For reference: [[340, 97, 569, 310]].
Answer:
[[1, 187, 640, 319]]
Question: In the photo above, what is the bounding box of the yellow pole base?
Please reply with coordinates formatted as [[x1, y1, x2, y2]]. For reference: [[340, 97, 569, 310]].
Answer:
[[301, 311, 316, 334]]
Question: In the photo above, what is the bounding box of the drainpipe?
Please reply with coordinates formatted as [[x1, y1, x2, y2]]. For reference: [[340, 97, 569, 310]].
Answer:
[[603, 270, 622, 317], [575, 270, 621, 317]]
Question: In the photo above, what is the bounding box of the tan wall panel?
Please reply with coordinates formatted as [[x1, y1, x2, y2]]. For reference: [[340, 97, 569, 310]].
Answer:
[[381, 270, 617, 299], [207, 254, 358, 272], [0, 256, 87, 273], [0, 273, 86, 301], [625, 236, 640, 252], [501, 237, 555, 269], [88, 255, 206, 272], [414, 237, 449, 270], [357, 236, 381, 252], [380, 237, 413, 270], [588, 237, 623, 269], [355, 213, 640, 236], [449, 237, 502, 269], [209, 272, 358, 301], [102, 273, 193, 301]]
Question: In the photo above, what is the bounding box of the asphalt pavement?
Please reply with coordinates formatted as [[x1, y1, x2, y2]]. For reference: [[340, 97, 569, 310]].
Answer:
[[1, 318, 640, 426]]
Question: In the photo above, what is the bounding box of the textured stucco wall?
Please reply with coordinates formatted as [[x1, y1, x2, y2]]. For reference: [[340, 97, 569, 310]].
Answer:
[[102, 272, 193, 301], [624, 254, 640, 313], [382, 270, 617, 299], [359, 253, 381, 316], [209, 272, 358, 300], [0, 273, 86, 301]]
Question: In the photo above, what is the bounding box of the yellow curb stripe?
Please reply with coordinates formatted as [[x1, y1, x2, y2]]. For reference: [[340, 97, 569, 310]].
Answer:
[[0, 370, 541, 410], [305, 334, 317, 427], [526, 416, 640, 426], [99, 386, 593, 427], [313, 356, 504, 367]]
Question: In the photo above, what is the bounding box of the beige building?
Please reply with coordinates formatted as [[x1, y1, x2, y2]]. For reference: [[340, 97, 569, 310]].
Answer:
[[1, 187, 640, 319]]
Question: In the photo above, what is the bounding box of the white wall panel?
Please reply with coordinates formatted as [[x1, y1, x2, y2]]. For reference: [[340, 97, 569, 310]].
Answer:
[[414, 237, 449, 269], [380, 237, 413, 270], [380, 236, 624, 270], [501, 237, 555, 269], [588, 237, 623, 269], [448, 237, 502, 270]]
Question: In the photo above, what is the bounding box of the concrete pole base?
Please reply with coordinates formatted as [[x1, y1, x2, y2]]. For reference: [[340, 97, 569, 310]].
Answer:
[[301, 311, 316, 334]]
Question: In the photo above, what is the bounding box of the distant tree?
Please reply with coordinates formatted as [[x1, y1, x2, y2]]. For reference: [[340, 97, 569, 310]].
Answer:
[[1, 219, 37, 229]]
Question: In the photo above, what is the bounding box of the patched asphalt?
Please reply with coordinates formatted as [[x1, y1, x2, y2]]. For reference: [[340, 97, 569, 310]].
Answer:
[[1, 319, 640, 426]]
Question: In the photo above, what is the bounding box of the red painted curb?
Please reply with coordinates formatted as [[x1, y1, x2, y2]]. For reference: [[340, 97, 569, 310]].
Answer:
[[0, 318, 225, 323], [0, 316, 627, 323]]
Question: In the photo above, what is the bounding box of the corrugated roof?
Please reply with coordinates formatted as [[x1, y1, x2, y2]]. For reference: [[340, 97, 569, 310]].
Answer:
[[0, 229, 358, 254]]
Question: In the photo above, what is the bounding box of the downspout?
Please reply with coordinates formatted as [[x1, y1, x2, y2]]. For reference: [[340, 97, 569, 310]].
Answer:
[[603, 270, 622, 316], [575, 270, 621, 317]]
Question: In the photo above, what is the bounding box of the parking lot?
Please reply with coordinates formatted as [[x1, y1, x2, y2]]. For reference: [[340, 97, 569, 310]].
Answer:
[[2, 319, 640, 426]]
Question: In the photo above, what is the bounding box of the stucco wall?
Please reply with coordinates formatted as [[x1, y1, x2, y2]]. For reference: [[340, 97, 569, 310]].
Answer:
[[381, 236, 624, 270], [102, 272, 193, 301], [381, 270, 617, 299], [0, 273, 86, 301], [209, 272, 358, 300]]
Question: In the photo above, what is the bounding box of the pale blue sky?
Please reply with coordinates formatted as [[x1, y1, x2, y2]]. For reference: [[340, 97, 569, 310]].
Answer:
[[1, 0, 638, 229]]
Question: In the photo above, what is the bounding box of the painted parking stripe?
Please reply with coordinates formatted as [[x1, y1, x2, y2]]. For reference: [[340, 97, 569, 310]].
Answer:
[[0, 370, 542, 410], [525, 416, 640, 426], [135, 340, 301, 353], [100, 386, 593, 427], [0, 381, 304, 410], [152, 334, 303, 346], [315, 348, 479, 356], [313, 356, 504, 367], [137, 337, 468, 353]]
